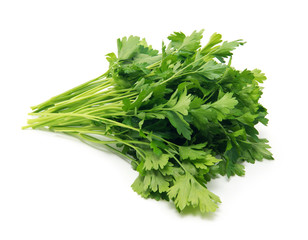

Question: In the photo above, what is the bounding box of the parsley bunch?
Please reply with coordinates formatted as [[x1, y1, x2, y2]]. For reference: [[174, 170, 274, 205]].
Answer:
[[25, 30, 273, 213]]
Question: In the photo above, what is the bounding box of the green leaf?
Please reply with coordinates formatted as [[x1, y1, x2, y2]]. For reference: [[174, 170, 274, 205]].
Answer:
[[199, 60, 227, 80], [179, 143, 207, 160], [226, 161, 246, 177], [134, 54, 161, 65], [179, 30, 204, 52], [168, 30, 204, 54], [210, 39, 245, 62], [204, 153, 220, 165], [168, 32, 186, 49], [117, 36, 140, 60], [252, 69, 267, 83], [132, 170, 170, 195], [166, 88, 192, 115], [191, 92, 238, 124], [193, 152, 221, 169], [190, 96, 204, 109], [179, 146, 221, 170], [131, 174, 151, 198], [166, 111, 192, 140], [250, 138, 274, 161], [210, 92, 238, 120], [168, 173, 221, 213], [201, 32, 222, 55], [144, 171, 170, 193], [143, 150, 170, 171], [160, 162, 184, 177], [105, 52, 117, 66], [150, 140, 168, 155], [236, 112, 258, 126]]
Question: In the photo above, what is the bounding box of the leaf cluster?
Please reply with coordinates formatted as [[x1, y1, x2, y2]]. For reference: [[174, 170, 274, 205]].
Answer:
[[25, 30, 273, 214]]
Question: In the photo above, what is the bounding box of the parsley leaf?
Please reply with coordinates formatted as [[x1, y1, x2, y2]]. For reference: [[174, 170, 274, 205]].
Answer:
[[168, 173, 221, 213]]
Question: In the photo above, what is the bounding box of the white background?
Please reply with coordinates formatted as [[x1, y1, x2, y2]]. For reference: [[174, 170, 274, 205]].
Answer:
[[1, 0, 307, 239]]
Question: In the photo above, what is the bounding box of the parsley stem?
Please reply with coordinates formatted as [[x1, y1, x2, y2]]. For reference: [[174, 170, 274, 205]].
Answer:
[[53, 127, 150, 146], [66, 132, 138, 164], [26, 112, 178, 149], [31, 72, 109, 111]]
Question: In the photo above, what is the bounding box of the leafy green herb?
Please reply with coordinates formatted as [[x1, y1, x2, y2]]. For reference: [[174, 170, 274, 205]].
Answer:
[[24, 29, 273, 214]]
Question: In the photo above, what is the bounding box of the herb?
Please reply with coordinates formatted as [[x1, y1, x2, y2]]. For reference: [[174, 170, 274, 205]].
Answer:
[[24, 30, 273, 213]]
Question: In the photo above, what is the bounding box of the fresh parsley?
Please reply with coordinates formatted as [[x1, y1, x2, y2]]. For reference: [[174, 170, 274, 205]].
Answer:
[[24, 30, 273, 213]]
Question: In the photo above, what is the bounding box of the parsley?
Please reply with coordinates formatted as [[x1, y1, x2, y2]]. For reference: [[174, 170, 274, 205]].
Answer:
[[24, 30, 273, 214]]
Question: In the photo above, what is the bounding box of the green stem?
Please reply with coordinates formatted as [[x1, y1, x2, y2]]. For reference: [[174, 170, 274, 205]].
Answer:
[[78, 133, 146, 158], [73, 92, 138, 113], [26, 112, 179, 149], [48, 83, 113, 110], [53, 127, 150, 146], [66, 132, 138, 164], [31, 72, 108, 111]]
